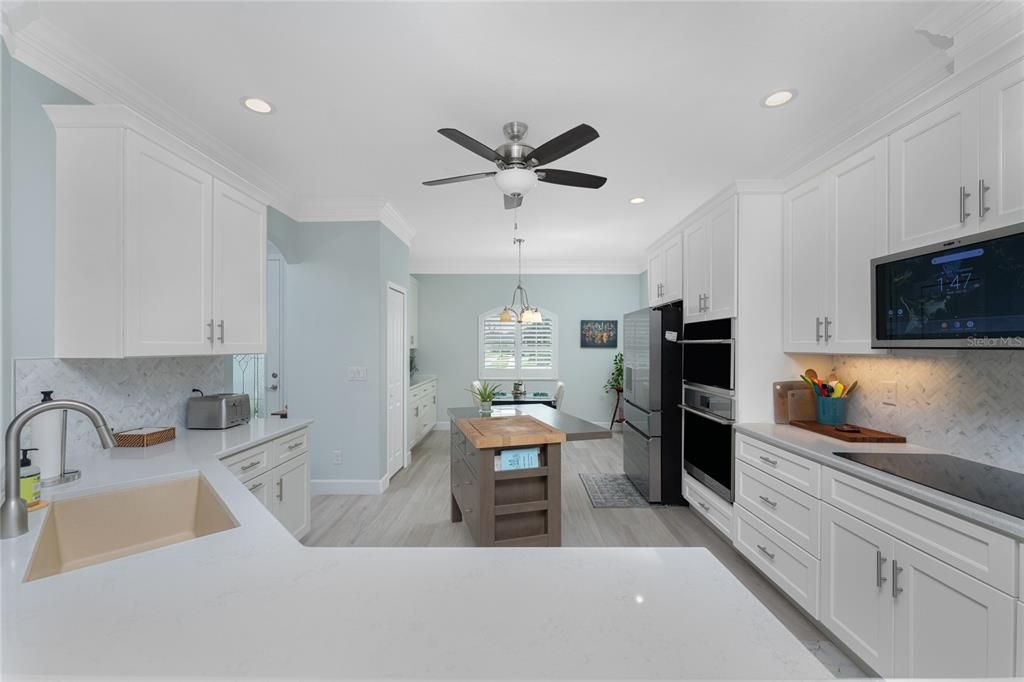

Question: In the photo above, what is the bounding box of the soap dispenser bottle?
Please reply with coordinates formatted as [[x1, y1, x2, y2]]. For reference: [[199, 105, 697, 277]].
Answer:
[[34, 390, 63, 481], [19, 448, 40, 503]]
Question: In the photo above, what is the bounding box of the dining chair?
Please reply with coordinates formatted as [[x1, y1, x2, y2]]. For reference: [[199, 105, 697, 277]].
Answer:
[[471, 380, 483, 407], [553, 381, 566, 410]]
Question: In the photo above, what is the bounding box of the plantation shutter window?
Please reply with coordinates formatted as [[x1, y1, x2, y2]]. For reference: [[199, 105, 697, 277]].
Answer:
[[478, 308, 558, 380]]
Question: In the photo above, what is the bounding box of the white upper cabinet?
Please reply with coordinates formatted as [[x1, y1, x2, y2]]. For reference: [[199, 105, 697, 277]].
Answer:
[[783, 176, 829, 352], [683, 195, 737, 324], [784, 140, 887, 354], [682, 220, 709, 322], [647, 233, 681, 307], [48, 105, 267, 358], [978, 61, 1024, 231], [212, 180, 267, 354], [125, 132, 214, 356], [889, 90, 980, 252]]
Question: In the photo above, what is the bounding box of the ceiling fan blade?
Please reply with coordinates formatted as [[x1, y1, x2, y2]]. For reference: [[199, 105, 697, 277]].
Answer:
[[504, 194, 523, 210], [437, 128, 505, 163], [537, 169, 607, 189], [525, 124, 599, 166], [422, 172, 496, 186]]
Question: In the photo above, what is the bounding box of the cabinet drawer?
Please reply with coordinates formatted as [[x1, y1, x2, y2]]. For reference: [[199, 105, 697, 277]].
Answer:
[[222, 444, 271, 482], [244, 470, 273, 510], [684, 474, 733, 539], [736, 461, 820, 557], [822, 467, 1017, 595], [736, 434, 821, 497], [734, 505, 820, 618], [274, 429, 309, 465]]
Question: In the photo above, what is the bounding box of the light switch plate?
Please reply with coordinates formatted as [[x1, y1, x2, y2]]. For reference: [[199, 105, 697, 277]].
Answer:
[[348, 366, 368, 382], [881, 380, 897, 407]]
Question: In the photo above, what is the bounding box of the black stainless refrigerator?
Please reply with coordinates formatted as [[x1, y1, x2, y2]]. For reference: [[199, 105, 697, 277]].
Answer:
[[622, 304, 683, 504]]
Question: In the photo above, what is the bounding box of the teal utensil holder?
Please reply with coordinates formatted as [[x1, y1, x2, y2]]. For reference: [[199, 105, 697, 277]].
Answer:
[[816, 396, 848, 426]]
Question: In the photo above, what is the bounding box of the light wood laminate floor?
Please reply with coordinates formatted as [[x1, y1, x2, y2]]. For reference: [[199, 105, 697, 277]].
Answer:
[[306, 429, 868, 678]]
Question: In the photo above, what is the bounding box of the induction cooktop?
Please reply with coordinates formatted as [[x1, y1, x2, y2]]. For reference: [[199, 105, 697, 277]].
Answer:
[[833, 451, 1024, 519]]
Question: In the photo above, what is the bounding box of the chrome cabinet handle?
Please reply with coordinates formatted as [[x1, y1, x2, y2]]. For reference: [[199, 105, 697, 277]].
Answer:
[[414, 407, 419, 417], [960, 185, 972, 223], [979, 178, 990, 218], [276, 478, 284, 501], [892, 559, 904, 598], [756, 544, 776, 560], [758, 495, 778, 508], [248, 481, 264, 492], [433, 396, 436, 404], [759, 455, 778, 467], [288, 442, 302, 451], [815, 317, 823, 343], [697, 501, 710, 512], [876, 550, 888, 588], [241, 460, 261, 471], [206, 318, 215, 344], [217, 320, 225, 343], [824, 316, 832, 343]]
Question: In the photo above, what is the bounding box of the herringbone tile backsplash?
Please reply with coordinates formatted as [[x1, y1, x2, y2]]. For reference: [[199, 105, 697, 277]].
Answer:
[[831, 352, 1024, 473], [15, 357, 230, 454]]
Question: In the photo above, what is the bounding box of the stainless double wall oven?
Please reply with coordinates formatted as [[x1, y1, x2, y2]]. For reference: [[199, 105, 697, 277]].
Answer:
[[680, 318, 735, 502]]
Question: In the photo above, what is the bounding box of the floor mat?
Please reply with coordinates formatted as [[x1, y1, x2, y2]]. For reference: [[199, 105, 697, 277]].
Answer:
[[579, 473, 649, 508]]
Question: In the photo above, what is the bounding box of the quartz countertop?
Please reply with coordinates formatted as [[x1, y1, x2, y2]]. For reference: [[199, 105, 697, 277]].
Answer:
[[1, 417, 831, 680], [736, 422, 1024, 541], [410, 373, 437, 388]]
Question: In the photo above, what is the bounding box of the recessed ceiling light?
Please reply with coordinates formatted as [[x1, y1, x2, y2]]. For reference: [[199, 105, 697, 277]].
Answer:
[[629, 197, 646, 204], [762, 89, 796, 108], [241, 97, 274, 114]]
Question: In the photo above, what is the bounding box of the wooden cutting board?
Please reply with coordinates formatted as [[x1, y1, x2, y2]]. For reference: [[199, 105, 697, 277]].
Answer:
[[456, 415, 567, 449], [790, 420, 906, 443]]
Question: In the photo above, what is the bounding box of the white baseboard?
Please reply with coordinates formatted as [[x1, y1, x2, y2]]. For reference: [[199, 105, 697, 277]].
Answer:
[[312, 476, 389, 496], [435, 420, 450, 430]]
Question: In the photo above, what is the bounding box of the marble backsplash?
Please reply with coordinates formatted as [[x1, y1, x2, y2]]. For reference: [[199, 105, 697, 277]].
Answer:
[[831, 351, 1024, 473], [14, 356, 230, 455]]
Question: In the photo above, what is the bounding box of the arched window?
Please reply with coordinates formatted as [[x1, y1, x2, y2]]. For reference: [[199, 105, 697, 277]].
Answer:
[[478, 308, 558, 380]]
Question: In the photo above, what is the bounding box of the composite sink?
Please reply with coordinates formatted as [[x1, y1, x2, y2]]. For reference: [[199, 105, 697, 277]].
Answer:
[[24, 474, 238, 582]]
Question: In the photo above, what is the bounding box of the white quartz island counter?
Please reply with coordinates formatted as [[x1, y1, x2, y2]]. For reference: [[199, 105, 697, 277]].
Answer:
[[2, 418, 832, 680]]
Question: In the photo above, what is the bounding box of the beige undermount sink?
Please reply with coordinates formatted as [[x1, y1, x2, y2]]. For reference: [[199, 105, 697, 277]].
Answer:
[[24, 475, 238, 582]]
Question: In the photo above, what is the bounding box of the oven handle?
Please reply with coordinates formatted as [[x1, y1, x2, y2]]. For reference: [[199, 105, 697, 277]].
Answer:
[[679, 404, 734, 426], [679, 339, 734, 345]]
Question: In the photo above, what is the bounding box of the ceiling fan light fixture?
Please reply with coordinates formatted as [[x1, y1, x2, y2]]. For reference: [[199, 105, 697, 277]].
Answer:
[[499, 308, 515, 323], [494, 168, 538, 197]]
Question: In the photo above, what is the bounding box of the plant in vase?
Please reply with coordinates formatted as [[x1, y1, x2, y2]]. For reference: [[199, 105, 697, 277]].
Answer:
[[467, 381, 502, 414], [604, 352, 625, 426]]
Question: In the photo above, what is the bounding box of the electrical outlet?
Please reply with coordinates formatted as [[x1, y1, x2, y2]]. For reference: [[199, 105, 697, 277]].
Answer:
[[332, 450, 343, 465], [881, 381, 898, 407], [348, 366, 368, 382]]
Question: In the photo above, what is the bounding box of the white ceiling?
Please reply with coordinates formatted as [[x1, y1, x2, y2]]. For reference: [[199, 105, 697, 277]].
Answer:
[[26, 1, 947, 272]]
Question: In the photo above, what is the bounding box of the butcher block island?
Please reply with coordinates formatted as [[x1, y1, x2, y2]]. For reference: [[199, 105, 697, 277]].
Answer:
[[448, 406, 610, 547]]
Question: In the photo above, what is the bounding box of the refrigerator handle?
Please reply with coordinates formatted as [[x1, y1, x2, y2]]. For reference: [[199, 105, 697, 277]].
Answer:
[[624, 365, 633, 394]]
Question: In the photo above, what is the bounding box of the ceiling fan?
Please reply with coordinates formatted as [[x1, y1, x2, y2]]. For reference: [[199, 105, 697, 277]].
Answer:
[[423, 121, 607, 209]]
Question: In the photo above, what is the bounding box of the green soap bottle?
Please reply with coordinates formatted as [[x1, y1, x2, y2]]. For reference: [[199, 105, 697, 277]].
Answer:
[[19, 448, 40, 503]]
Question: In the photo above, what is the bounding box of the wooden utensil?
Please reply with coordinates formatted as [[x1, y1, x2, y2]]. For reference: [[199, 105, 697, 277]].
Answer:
[[844, 380, 859, 396]]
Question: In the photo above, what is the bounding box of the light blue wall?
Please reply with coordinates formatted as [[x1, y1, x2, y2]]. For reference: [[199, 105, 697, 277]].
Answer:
[[6, 49, 88, 361], [638, 270, 649, 308], [278, 219, 409, 482], [414, 274, 643, 423], [267, 206, 300, 263]]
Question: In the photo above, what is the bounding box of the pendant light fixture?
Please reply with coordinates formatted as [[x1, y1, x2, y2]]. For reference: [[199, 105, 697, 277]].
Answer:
[[500, 209, 542, 324]]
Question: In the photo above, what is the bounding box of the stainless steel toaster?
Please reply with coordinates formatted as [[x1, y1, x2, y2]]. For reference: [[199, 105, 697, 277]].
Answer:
[[186, 393, 251, 429]]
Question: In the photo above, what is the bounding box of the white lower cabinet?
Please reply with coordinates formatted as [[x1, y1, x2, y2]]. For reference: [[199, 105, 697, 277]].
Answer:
[[684, 474, 733, 539], [224, 427, 311, 540], [409, 379, 438, 448]]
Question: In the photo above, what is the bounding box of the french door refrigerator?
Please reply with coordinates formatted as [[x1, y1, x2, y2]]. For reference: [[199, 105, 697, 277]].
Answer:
[[622, 305, 682, 504]]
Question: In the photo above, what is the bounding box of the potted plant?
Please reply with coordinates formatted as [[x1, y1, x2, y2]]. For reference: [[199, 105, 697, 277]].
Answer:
[[604, 353, 625, 427], [467, 381, 502, 414]]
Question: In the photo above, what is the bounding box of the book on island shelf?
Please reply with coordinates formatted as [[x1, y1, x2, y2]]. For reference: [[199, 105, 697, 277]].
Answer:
[[494, 447, 541, 471]]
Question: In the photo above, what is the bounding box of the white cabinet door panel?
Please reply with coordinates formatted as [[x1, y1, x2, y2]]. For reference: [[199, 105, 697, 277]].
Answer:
[[272, 452, 310, 539], [889, 91, 980, 251], [707, 196, 737, 321], [783, 177, 828, 352], [683, 220, 709, 323], [979, 61, 1024, 231], [827, 140, 888, 354], [893, 540, 1015, 678], [647, 251, 664, 306], [125, 132, 213, 356], [662, 234, 683, 305], [212, 179, 266, 354], [820, 503, 896, 677]]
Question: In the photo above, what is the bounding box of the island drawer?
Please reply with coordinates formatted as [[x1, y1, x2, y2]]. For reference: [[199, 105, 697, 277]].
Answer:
[[735, 433, 820, 497], [734, 505, 819, 618], [274, 429, 309, 465], [684, 474, 733, 539], [222, 443, 272, 482], [736, 461, 820, 557]]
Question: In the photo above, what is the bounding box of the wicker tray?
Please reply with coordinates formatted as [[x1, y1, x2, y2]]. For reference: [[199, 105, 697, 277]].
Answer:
[[114, 426, 176, 448]]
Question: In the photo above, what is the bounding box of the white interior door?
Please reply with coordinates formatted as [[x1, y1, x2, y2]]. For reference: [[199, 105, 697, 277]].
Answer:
[[386, 285, 407, 479], [265, 253, 285, 414]]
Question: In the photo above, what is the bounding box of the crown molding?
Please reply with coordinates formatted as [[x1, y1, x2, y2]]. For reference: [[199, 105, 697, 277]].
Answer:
[[410, 258, 645, 276], [5, 17, 293, 208], [917, 0, 1024, 71], [287, 198, 416, 246]]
